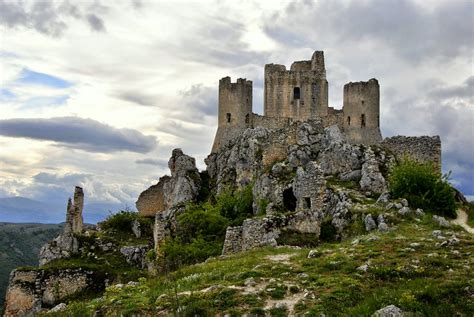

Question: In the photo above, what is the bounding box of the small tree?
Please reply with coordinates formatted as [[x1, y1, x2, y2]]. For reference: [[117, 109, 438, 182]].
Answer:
[[389, 159, 456, 218]]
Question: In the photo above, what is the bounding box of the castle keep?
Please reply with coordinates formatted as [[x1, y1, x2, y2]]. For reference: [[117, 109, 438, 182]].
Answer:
[[212, 51, 382, 152]]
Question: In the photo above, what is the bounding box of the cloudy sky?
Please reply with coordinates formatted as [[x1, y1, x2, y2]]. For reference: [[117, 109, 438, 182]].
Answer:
[[0, 0, 472, 211]]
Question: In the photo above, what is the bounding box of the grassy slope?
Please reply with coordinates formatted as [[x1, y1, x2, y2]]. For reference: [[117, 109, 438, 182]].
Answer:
[[0, 223, 63, 307], [50, 215, 473, 317]]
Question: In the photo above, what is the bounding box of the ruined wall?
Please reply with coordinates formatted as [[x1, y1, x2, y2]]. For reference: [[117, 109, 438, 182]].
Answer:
[[252, 113, 294, 131], [381, 135, 442, 171], [342, 79, 382, 145], [212, 77, 252, 152], [4, 268, 106, 316], [264, 51, 328, 121]]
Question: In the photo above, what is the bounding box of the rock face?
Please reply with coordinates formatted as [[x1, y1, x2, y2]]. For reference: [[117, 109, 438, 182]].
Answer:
[[64, 186, 84, 234], [204, 121, 395, 254], [120, 245, 150, 269], [38, 233, 79, 266], [3, 268, 106, 317], [39, 186, 85, 266], [136, 149, 201, 217]]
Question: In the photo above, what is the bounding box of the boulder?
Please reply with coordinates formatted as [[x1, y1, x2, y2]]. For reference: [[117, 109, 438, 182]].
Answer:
[[360, 148, 387, 194], [364, 214, 377, 232], [433, 215, 450, 228], [372, 305, 405, 317]]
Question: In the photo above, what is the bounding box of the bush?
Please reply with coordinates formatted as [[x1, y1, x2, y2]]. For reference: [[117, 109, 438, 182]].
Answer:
[[217, 185, 254, 226], [99, 210, 153, 237], [100, 211, 138, 232], [389, 159, 456, 218]]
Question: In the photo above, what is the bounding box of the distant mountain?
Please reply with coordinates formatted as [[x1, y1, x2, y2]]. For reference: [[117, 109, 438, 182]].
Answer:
[[0, 222, 64, 308], [0, 197, 129, 224]]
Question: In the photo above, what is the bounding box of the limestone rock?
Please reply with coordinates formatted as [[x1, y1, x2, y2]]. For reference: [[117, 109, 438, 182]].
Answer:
[[307, 250, 321, 258], [120, 245, 150, 269], [360, 147, 387, 194], [398, 206, 411, 216], [136, 149, 201, 216], [373, 305, 405, 317], [433, 215, 450, 228], [39, 233, 79, 266], [365, 214, 377, 232], [49, 303, 67, 313], [64, 186, 84, 234]]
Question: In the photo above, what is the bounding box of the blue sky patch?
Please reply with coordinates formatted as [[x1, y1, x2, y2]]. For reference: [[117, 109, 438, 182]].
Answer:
[[21, 95, 70, 109], [0, 88, 16, 100], [18, 69, 72, 89]]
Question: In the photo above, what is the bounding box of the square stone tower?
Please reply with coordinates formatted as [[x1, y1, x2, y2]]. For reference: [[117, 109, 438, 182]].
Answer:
[[264, 51, 328, 120], [212, 77, 253, 152]]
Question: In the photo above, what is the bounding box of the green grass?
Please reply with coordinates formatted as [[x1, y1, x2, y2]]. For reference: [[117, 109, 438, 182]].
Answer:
[[53, 215, 474, 316]]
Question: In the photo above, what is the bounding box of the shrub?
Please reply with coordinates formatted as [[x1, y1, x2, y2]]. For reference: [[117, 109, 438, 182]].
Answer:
[[160, 236, 222, 270], [389, 159, 456, 218], [217, 184, 254, 226], [100, 211, 138, 232], [100, 210, 153, 236], [176, 203, 228, 243]]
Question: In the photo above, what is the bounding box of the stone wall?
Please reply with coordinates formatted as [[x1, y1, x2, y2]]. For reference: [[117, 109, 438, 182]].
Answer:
[[221, 210, 321, 255], [342, 79, 382, 145], [381, 135, 442, 170], [264, 51, 328, 120], [3, 268, 106, 316]]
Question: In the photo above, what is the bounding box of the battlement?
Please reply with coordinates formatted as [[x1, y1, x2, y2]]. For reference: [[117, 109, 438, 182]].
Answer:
[[213, 50, 384, 151], [219, 76, 253, 88]]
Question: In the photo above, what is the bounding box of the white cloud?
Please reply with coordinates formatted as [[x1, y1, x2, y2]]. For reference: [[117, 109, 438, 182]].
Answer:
[[0, 0, 472, 213]]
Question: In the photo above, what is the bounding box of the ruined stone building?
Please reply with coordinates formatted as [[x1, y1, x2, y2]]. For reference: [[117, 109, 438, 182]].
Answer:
[[212, 51, 383, 152]]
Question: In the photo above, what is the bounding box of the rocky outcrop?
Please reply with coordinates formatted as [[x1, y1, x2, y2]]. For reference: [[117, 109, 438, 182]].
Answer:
[[3, 268, 106, 316], [222, 210, 321, 254], [120, 245, 151, 269], [136, 149, 201, 217], [39, 187, 85, 266], [64, 186, 84, 234], [38, 233, 79, 266]]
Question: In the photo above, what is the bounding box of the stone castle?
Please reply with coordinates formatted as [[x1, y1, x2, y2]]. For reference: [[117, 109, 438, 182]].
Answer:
[[213, 51, 382, 152]]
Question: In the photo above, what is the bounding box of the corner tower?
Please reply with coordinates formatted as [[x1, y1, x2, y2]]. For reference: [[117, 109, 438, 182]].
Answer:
[[342, 78, 382, 144], [264, 51, 329, 120], [212, 77, 253, 152]]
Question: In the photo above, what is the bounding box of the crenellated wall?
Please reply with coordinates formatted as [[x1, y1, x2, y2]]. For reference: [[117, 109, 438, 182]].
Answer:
[[264, 51, 329, 120]]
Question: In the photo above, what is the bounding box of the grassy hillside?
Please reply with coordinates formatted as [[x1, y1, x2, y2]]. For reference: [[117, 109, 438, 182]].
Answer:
[[0, 222, 63, 307], [46, 214, 473, 316]]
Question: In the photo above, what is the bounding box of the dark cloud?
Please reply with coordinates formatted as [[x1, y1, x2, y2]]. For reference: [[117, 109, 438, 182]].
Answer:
[[0, 0, 107, 36], [135, 158, 168, 166], [86, 13, 105, 32], [263, 0, 473, 63], [178, 84, 217, 117], [382, 76, 474, 195], [0, 116, 157, 153], [170, 16, 269, 67], [116, 91, 158, 107]]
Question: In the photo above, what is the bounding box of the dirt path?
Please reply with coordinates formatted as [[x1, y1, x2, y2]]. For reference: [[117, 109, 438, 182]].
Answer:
[[452, 208, 474, 234]]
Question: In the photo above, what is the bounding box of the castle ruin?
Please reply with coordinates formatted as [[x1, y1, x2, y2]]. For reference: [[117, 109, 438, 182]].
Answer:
[[212, 51, 382, 152]]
